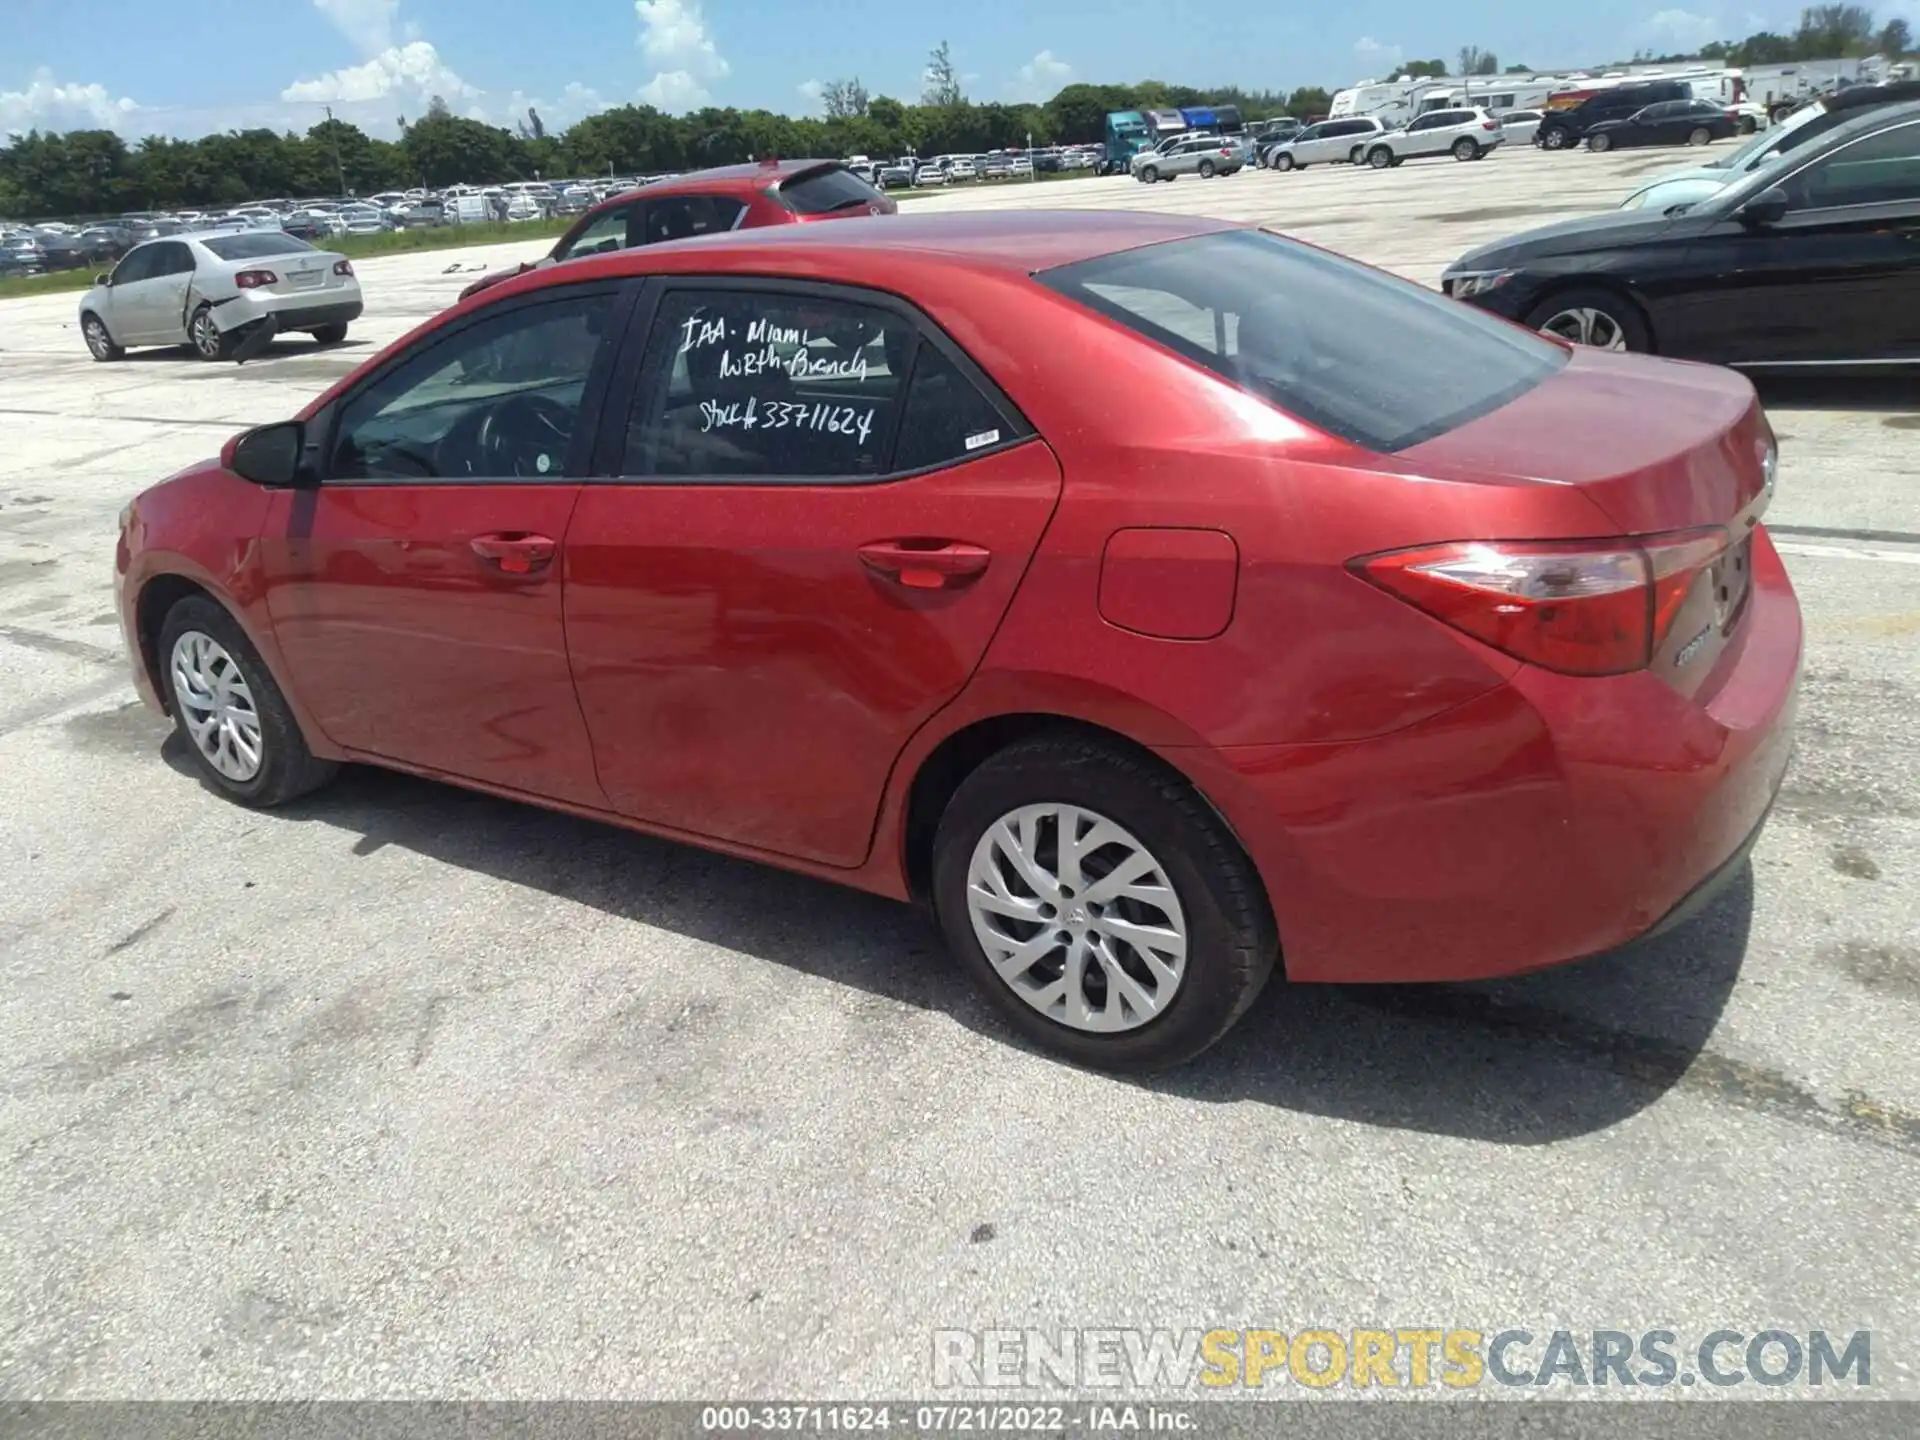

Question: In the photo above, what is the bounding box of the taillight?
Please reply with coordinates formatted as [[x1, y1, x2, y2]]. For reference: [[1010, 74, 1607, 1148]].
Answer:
[[233, 269, 277, 288], [1482, 120, 1498, 130], [1353, 529, 1729, 676], [333, 259, 354, 276]]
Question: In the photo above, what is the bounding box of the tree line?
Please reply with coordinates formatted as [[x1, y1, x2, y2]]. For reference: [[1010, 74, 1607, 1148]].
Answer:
[[0, 73, 1330, 222], [1635, 3, 1908, 66]]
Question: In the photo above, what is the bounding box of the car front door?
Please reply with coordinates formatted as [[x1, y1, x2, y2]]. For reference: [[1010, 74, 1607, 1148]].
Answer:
[[98, 243, 162, 341], [1670, 117, 1920, 363], [255, 281, 630, 804], [137, 241, 197, 343], [1400, 114, 1444, 157], [562, 280, 1065, 868], [555, 201, 642, 262]]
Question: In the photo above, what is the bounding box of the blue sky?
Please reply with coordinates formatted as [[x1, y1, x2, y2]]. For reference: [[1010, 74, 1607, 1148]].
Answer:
[[4, 0, 1903, 139]]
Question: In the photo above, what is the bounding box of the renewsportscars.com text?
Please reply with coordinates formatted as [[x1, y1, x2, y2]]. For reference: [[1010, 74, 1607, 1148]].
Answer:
[[932, 1328, 1872, 1391]]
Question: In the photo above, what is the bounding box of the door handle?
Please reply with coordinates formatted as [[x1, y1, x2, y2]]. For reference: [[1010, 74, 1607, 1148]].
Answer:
[[470, 532, 556, 575], [857, 540, 991, 590]]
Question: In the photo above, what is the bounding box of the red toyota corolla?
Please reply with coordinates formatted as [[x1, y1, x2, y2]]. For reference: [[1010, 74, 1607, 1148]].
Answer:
[[115, 211, 1800, 1070], [458, 159, 898, 301]]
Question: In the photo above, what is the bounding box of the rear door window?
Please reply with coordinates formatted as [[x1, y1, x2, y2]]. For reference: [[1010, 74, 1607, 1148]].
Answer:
[[1792, 119, 1920, 209], [1039, 229, 1566, 453], [780, 166, 890, 215]]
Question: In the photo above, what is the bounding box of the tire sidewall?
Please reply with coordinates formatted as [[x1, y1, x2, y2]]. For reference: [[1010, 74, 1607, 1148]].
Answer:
[[158, 596, 312, 805], [1524, 286, 1651, 352], [190, 305, 228, 361], [1453, 138, 1476, 160], [931, 745, 1273, 1072], [1368, 146, 1391, 169], [82, 313, 117, 360]]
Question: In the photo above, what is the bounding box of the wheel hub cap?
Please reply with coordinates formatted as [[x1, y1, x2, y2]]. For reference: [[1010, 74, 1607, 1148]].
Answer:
[[170, 630, 263, 781], [1539, 306, 1629, 351], [966, 803, 1188, 1035]]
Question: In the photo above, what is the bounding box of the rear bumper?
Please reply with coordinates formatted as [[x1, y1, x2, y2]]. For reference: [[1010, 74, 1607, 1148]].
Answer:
[[1166, 527, 1802, 983], [212, 291, 363, 334]]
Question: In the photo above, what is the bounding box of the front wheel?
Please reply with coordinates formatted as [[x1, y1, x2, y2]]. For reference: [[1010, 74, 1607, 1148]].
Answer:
[[1687, 127, 1712, 146], [1737, 116, 1758, 135], [82, 312, 123, 362], [157, 595, 338, 806], [1273, 153, 1295, 171], [1367, 145, 1393, 169], [1587, 131, 1613, 153], [1540, 126, 1570, 150], [1453, 137, 1479, 161], [188, 303, 234, 361], [1524, 286, 1651, 353], [1138, 164, 1158, 183], [932, 736, 1278, 1072]]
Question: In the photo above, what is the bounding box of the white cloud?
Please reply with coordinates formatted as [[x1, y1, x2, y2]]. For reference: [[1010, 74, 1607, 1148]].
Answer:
[[635, 0, 729, 111], [1009, 50, 1072, 102], [1639, 8, 1723, 51], [314, 0, 400, 54], [0, 69, 140, 137], [797, 78, 826, 111], [1352, 37, 1405, 79], [281, 39, 477, 105]]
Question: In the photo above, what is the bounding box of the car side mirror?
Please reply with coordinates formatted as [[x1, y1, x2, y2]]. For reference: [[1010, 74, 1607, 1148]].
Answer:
[[95, 272, 111, 286], [228, 420, 307, 486], [1737, 187, 1789, 227]]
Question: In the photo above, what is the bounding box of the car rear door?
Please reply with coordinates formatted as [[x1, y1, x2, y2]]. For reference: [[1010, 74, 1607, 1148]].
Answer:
[[256, 281, 632, 804], [563, 279, 1064, 868]]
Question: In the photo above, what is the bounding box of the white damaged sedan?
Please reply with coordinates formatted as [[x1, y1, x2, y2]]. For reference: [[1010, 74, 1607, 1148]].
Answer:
[[77, 228, 364, 362]]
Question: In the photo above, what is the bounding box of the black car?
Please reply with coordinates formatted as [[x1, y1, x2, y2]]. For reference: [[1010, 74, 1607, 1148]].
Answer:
[[1587, 99, 1739, 152], [1535, 80, 1692, 151], [1443, 102, 1920, 367], [29, 230, 90, 270], [75, 226, 133, 263]]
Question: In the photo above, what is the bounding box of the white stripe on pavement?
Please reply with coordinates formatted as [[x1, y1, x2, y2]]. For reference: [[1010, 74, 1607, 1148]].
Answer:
[[1775, 542, 1920, 567]]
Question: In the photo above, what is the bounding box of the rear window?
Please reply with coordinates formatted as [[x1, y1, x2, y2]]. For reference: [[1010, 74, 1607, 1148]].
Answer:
[[200, 233, 316, 260], [779, 165, 888, 216], [1039, 229, 1566, 453]]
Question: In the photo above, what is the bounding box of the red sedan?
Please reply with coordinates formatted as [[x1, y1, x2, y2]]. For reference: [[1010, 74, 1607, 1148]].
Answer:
[[458, 159, 897, 301], [116, 211, 1800, 1070]]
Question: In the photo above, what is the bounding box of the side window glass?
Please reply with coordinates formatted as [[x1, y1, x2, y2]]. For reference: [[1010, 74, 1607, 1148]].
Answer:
[[642, 196, 746, 245], [330, 291, 614, 482], [1794, 123, 1920, 209], [560, 205, 635, 260], [893, 343, 1011, 473], [111, 247, 155, 284], [625, 288, 914, 479]]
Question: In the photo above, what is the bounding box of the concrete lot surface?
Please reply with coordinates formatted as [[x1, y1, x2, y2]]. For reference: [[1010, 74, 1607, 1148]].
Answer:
[[2, 144, 1918, 1400]]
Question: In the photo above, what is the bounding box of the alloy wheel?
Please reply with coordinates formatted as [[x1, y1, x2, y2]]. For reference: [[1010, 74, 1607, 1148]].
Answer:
[[170, 630, 264, 781], [191, 309, 223, 359], [84, 318, 112, 358], [965, 803, 1188, 1034], [1538, 306, 1630, 351]]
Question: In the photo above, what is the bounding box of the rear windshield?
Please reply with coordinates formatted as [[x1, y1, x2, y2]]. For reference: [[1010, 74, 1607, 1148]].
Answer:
[[200, 233, 316, 260], [1039, 229, 1566, 453], [779, 165, 888, 215]]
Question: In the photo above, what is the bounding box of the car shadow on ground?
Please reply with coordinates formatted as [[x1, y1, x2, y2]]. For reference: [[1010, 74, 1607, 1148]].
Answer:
[[156, 735, 1750, 1148], [1754, 373, 1920, 414], [117, 338, 371, 365]]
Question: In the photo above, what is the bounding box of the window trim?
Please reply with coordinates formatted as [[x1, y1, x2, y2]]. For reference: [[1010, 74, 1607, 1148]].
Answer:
[[590, 274, 1037, 488], [307, 277, 642, 489]]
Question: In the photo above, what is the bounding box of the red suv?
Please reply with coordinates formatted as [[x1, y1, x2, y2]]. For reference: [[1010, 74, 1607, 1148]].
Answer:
[[458, 159, 897, 300], [116, 213, 1798, 1071]]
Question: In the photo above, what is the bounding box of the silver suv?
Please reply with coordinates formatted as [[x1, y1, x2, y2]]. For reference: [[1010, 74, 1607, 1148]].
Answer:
[[1357, 107, 1506, 168], [1266, 117, 1387, 170], [1133, 132, 1246, 181]]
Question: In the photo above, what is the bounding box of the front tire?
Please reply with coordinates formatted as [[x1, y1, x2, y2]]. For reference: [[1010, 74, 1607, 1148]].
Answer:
[[1138, 164, 1159, 183], [1367, 145, 1393, 169], [1540, 126, 1570, 150], [158, 595, 337, 807], [81, 312, 123, 362], [188, 303, 235, 361], [1453, 137, 1480, 161], [1687, 127, 1712, 146], [1524, 286, 1651, 353], [932, 735, 1277, 1072], [1273, 153, 1295, 171], [1588, 131, 1613, 153]]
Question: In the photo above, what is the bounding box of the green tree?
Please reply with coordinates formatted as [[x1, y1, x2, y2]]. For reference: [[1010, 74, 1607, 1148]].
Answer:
[[1880, 16, 1912, 54], [1285, 86, 1332, 119], [1796, 3, 1877, 55], [1404, 59, 1448, 78], [922, 41, 963, 107]]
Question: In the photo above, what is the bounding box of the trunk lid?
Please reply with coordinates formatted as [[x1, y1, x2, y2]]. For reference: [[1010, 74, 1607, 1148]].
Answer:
[[1399, 348, 1772, 536]]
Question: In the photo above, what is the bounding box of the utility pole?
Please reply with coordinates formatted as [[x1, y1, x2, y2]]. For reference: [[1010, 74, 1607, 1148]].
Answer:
[[324, 105, 348, 197]]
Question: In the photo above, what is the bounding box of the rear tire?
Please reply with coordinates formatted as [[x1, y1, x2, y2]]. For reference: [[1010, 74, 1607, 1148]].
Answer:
[[932, 735, 1278, 1072], [311, 323, 348, 344], [1367, 145, 1393, 169], [1524, 285, 1651, 353], [1198, 159, 1216, 178], [188, 303, 235, 362], [157, 595, 338, 807], [81, 312, 123, 362], [1452, 137, 1479, 160]]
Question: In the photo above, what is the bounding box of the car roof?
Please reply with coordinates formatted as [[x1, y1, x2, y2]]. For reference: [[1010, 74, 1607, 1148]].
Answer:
[[547, 209, 1238, 284], [570, 159, 848, 222]]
